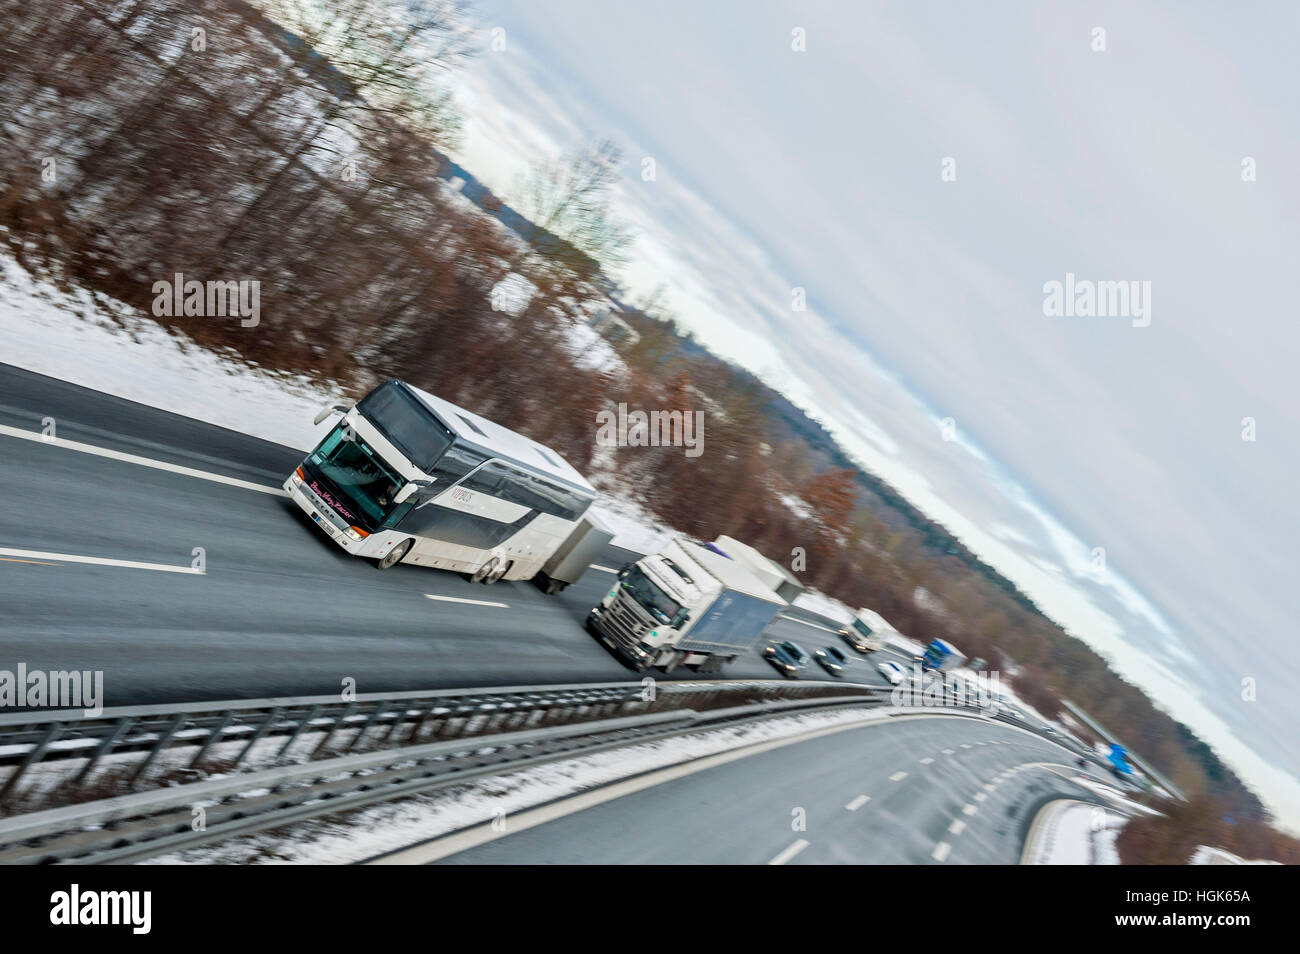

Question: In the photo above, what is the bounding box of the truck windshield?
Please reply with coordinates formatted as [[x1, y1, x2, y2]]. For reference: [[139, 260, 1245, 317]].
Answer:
[[307, 425, 404, 527], [621, 566, 682, 624]]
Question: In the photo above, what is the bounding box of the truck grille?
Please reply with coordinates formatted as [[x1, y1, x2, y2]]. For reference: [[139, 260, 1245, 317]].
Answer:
[[600, 597, 649, 649]]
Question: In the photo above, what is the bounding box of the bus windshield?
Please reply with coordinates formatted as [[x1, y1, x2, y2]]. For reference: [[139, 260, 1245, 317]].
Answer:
[[622, 566, 682, 624], [307, 426, 404, 527], [357, 381, 453, 470]]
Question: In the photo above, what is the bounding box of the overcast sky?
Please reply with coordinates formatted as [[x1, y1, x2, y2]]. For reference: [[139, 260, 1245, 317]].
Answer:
[[444, 0, 1300, 828]]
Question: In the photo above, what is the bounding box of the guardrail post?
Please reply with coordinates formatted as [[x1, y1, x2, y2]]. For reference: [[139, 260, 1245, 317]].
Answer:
[[1, 721, 62, 801], [73, 716, 134, 788], [347, 704, 386, 752], [312, 702, 356, 757], [188, 710, 234, 769], [130, 712, 186, 788], [233, 707, 281, 767], [277, 705, 321, 762]]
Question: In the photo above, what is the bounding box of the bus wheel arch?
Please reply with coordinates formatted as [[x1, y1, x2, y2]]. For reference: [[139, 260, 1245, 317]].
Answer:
[[377, 538, 414, 570]]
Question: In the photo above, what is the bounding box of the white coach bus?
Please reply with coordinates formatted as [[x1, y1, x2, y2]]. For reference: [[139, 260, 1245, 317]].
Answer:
[[285, 380, 597, 583]]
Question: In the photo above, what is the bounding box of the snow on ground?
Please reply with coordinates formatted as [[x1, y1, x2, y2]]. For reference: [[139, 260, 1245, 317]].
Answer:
[[791, 588, 854, 625], [0, 254, 349, 451], [1023, 799, 1122, 865], [146, 704, 895, 864]]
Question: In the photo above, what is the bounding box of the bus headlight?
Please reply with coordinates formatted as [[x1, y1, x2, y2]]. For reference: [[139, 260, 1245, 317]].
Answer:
[[344, 526, 369, 542], [292, 467, 305, 485]]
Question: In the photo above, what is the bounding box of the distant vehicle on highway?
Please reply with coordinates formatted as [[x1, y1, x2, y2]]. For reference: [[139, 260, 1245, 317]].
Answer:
[[814, 645, 848, 676], [919, 638, 967, 672], [289, 380, 598, 584], [589, 537, 787, 673], [838, 608, 886, 653], [877, 660, 907, 685], [763, 640, 809, 678]]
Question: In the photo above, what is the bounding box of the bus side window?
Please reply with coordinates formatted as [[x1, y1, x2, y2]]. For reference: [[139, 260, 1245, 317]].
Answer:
[[430, 445, 488, 486]]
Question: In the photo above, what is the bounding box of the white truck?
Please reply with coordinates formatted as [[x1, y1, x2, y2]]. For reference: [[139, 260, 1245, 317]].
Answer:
[[587, 538, 787, 673], [838, 608, 889, 654]]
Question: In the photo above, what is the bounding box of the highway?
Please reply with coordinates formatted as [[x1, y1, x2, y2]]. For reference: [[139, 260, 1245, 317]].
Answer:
[[389, 713, 1101, 864], [0, 364, 902, 706]]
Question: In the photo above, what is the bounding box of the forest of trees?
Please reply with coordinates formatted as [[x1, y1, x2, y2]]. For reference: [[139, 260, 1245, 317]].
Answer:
[[0, 0, 1287, 857]]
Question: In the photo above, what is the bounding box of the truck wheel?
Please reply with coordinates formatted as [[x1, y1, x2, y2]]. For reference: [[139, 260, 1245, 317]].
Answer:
[[377, 539, 413, 570]]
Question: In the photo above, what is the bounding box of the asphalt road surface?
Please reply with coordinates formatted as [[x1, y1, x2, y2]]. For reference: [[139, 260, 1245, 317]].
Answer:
[[412, 714, 1103, 864], [0, 364, 908, 706]]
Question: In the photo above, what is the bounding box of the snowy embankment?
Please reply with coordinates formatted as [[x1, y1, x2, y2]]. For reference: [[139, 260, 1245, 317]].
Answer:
[[1022, 799, 1122, 865]]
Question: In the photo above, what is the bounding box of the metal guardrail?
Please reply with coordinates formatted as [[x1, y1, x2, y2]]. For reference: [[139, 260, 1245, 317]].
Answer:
[[0, 678, 1058, 864], [0, 679, 879, 806]]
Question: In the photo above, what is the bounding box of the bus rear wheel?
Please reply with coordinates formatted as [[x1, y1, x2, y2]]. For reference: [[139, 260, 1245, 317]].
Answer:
[[377, 539, 413, 570], [485, 560, 511, 584], [470, 557, 499, 584]]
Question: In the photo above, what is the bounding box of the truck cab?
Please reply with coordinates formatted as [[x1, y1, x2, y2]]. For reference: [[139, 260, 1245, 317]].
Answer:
[[589, 549, 714, 670], [588, 537, 785, 673], [838, 609, 886, 653]]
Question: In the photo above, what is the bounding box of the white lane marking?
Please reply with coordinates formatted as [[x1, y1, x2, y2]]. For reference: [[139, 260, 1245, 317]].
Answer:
[[778, 615, 839, 634], [932, 841, 952, 862], [589, 564, 619, 574], [961, 743, 972, 749], [919, 757, 934, 765], [962, 803, 978, 816], [974, 792, 988, 802], [984, 783, 997, 791], [768, 839, 810, 865], [942, 748, 955, 755], [845, 794, 870, 811], [889, 770, 908, 782], [948, 819, 966, 836], [0, 423, 283, 495], [0, 547, 202, 574], [424, 594, 509, 608]]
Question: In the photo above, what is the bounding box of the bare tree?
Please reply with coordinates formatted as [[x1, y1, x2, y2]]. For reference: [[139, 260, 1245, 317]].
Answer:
[[514, 138, 633, 290]]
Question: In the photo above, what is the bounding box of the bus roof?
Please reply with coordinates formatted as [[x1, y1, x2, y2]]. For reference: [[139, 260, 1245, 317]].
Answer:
[[404, 383, 596, 495]]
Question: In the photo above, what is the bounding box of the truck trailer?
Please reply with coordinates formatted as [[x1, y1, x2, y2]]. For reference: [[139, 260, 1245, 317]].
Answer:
[[587, 537, 786, 673], [533, 511, 614, 594]]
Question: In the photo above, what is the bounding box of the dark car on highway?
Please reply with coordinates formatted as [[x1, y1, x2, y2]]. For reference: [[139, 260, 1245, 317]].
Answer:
[[815, 645, 848, 676], [763, 640, 809, 678]]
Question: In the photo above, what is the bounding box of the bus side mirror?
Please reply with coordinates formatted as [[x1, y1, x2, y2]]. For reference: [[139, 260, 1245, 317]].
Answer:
[[393, 483, 419, 504], [617, 564, 630, 580], [313, 404, 350, 426]]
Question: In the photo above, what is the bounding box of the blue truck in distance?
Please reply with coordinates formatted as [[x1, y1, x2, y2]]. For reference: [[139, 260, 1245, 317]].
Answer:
[[919, 638, 966, 672], [1107, 743, 1135, 777]]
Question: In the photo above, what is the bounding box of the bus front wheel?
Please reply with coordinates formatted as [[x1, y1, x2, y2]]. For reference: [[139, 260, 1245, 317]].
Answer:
[[377, 539, 413, 570]]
